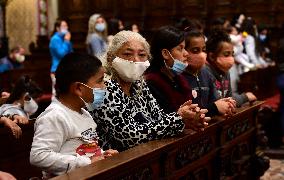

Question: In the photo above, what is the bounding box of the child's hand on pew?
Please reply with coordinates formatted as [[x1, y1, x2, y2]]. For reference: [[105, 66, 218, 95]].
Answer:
[[103, 149, 119, 158]]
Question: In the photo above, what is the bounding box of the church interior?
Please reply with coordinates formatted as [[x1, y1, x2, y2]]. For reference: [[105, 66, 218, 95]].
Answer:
[[0, 0, 284, 179]]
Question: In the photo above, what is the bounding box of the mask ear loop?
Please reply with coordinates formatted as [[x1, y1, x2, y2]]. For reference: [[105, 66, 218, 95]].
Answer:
[[163, 49, 174, 68]]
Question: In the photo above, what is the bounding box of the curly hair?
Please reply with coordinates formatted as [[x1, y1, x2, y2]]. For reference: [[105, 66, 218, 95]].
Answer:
[[206, 28, 231, 58]]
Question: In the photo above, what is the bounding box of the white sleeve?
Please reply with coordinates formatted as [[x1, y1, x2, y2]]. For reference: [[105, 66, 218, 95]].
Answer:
[[30, 114, 91, 175], [245, 36, 260, 65]]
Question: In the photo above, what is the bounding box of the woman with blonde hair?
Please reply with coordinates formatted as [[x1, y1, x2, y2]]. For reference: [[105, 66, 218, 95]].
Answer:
[[92, 30, 209, 152], [86, 14, 108, 58]]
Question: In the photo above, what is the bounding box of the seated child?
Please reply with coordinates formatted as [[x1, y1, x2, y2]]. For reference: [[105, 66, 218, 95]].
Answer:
[[30, 53, 118, 178], [183, 28, 236, 116], [0, 75, 42, 138], [204, 29, 257, 107]]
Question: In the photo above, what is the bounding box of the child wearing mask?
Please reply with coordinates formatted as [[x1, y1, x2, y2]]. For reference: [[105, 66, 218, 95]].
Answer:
[[0, 46, 26, 73], [182, 29, 236, 116], [205, 29, 257, 107], [0, 75, 41, 138], [30, 53, 118, 178], [146, 26, 196, 113]]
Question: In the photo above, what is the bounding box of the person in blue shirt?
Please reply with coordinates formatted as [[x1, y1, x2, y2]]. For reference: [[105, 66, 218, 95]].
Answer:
[[49, 19, 73, 97], [0, 46, 25, 73]]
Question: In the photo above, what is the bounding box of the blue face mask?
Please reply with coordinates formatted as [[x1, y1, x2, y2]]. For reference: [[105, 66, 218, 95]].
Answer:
[[79, 83, 107, 111], [172, 60, 188, 74], [259, 34, 267, 42], [60, 28, 68, 36], [165, 50, 188, 74], [95, 23, 106, 32]]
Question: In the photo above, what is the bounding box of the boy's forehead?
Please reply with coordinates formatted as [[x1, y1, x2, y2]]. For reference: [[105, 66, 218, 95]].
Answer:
[[189, 37, 205, 47]]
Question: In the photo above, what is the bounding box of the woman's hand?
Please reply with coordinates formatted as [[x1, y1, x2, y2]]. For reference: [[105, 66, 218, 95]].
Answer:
[[178, 100, 210, 131], [177, 100, 197, 120], [13, 115, 29, 125]]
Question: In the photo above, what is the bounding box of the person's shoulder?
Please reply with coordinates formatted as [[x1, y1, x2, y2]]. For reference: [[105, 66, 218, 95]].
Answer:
[[0, 104, 27, 117], [36, 101, 69, 124], [200, 66, 211, 75], [0, 56, 8, 63], [90, 33, 100, 40], [50, 33, 62, 42], [144, 71, 163, 83]]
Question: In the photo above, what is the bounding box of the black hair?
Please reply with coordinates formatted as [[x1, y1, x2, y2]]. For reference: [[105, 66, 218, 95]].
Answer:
[[52, 18, 67, 36], [148, 26, 184, 72], [206, 28, 231, 60], [55, 52, 102, 96], [241, 18, 256, 37], [108, 18, 120, 35], [241, 18, 262, 56], [185, 28, 205, 49], [175, 17, 204, 33], [6, 75, 42, 104]]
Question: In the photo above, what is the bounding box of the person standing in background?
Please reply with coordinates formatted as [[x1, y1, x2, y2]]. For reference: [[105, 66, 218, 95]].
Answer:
[[86, 14, 108, 59], [49, 19, 73, 98]]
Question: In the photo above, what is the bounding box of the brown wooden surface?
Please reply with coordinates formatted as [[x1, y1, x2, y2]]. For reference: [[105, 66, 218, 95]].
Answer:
[[52, 101, 263, 180], [0, 120, 42, 180]]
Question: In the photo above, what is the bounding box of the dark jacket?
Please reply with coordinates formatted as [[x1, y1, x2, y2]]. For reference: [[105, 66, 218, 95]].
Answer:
[[145, 70, 192, 113], [204, 64, 248, 107], [182, 67, 219, 116]]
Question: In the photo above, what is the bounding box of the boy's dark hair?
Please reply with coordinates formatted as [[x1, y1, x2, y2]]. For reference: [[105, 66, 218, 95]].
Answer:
[[55, 52, 102, 96], [148, 26, 184, 72], [6, 75, 42, 104], [185, 28, 205, 49], [206, 28, 231, 58]]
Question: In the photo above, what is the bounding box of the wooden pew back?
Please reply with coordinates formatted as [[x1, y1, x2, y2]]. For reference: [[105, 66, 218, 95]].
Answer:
[[52, 102, 264, 180]]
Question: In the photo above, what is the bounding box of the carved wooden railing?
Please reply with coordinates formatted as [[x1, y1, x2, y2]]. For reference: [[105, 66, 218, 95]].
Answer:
[[52, 101, 264, 180]]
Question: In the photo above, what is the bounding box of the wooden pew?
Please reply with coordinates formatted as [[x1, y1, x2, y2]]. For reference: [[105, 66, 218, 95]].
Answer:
[[0, 65, 51, 94], [0, 120, 42, 180], [238, 66, 278, 100], [52, 101, 265, 180]]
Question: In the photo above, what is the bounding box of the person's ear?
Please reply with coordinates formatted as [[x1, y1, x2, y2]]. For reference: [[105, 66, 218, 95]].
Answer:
[[70, 82, 84, 97], [161, 49, 171, 60], [208, 52, 216, 62]]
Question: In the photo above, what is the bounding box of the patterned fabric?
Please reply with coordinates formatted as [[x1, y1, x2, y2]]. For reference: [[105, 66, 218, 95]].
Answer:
[[92, 79, 185, 152]]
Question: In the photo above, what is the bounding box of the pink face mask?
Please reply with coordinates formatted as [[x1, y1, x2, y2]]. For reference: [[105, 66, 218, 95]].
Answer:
[[216, 56, 235, 72], [187, 52, 207, 70]]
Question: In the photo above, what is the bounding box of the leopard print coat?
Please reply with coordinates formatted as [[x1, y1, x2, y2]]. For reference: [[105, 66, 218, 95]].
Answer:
[[92, 79, 185, 151]]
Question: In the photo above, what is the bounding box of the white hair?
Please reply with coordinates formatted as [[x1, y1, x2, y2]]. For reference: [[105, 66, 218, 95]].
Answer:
[[106, 30, 151, 64], [104, 30, 151, 80]]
